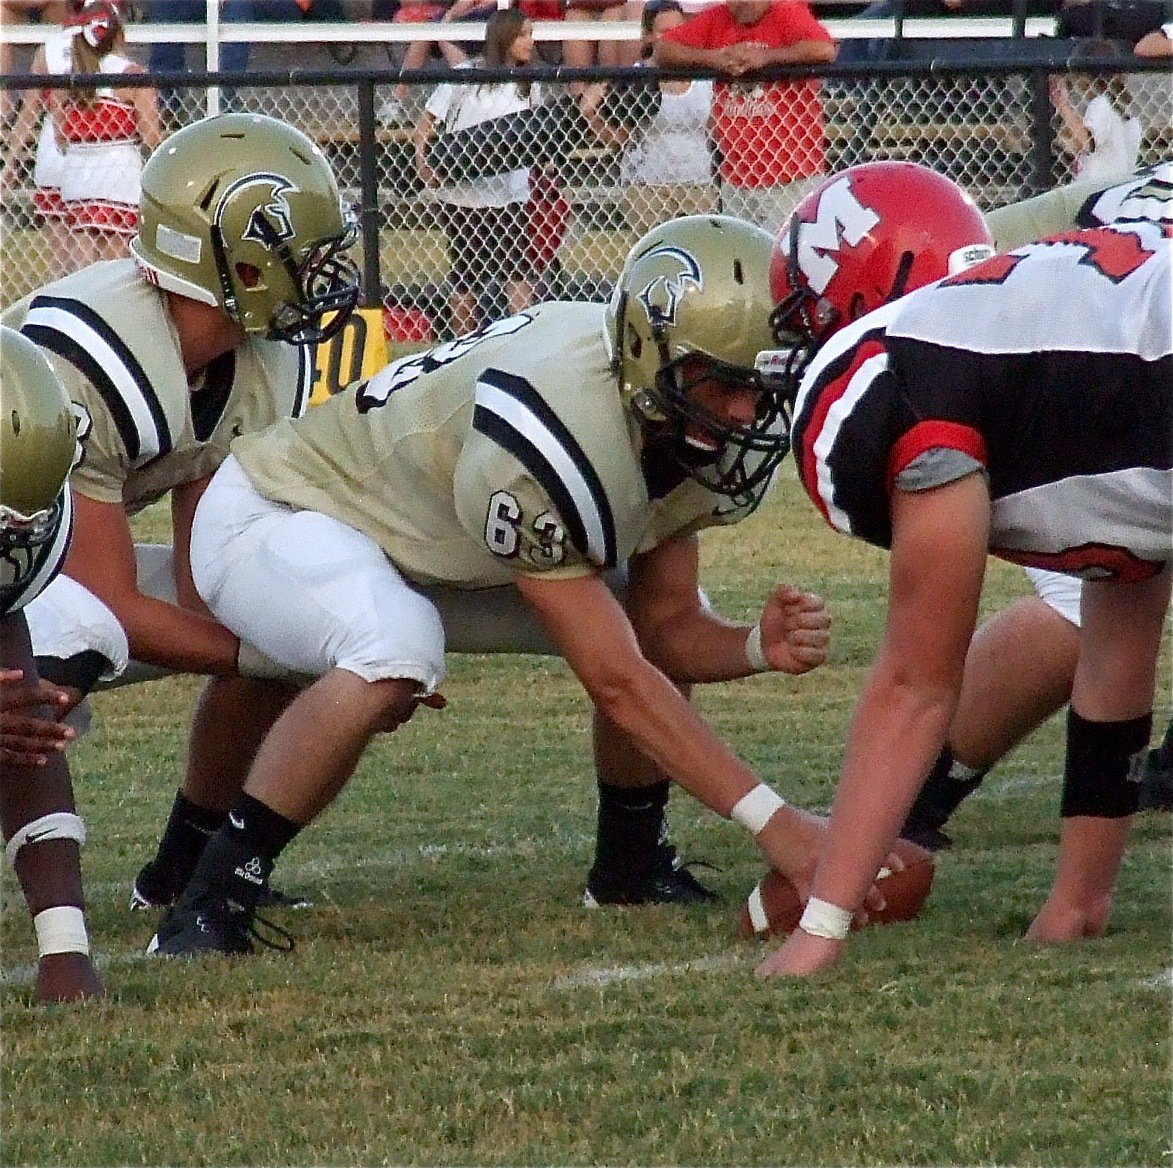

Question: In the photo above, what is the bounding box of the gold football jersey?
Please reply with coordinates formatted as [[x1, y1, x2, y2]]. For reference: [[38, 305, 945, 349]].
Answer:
[[235, 302, 763, 589], [2, 259, 315, 514]]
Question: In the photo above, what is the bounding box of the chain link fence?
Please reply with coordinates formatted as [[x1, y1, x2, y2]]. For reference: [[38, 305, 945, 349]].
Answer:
[[3, 57, 1170, 351]]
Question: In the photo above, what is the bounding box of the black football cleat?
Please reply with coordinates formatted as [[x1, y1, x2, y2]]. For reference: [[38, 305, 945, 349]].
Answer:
[[584, 842, 720, 907], [146, 890, 294, 958], [130, 859, 312, 912]]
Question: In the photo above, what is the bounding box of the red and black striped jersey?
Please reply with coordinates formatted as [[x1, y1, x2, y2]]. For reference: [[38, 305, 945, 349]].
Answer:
[[790, 224, 1172, 582]]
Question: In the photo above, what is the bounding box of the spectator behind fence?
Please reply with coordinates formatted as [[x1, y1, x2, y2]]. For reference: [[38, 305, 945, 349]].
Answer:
[[1050, 38, 1145, 182], [655, 0, 837, 232], [563, 1, 641, 94], [145, 0, 347, 115], [0, 0, 88, 279], [414, 7, 542, 334], [1058, 0, 1173, 41], [384, 2, 498, 124], [53, 0, 163, 265], [580, 0, 716, 236], [0, 1, 72, 122]]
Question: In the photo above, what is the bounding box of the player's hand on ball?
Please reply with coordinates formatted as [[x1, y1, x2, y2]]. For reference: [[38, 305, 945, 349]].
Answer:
[[738, 837, 934, 940], [758, 585, 830, 675]]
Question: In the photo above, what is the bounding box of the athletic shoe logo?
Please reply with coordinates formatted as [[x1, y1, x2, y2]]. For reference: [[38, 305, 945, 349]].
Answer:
[[24, 827, 57, 843], [228, 812, 246, 830], [234, 856, 265, 886]]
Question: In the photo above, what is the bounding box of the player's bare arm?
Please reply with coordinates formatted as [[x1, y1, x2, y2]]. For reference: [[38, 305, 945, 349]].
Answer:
[[517, 569, 834, 892], [625, 535, 830, 681], [63, 491, 240, 673], [759, 473, 991, 978]]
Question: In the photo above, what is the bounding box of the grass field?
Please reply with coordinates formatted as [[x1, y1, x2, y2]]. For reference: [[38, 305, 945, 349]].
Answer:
[[2, 469, 1171, 1167]]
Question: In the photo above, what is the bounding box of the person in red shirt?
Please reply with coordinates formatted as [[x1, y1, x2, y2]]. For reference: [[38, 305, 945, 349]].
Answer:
[[655, 1, 836, 232]]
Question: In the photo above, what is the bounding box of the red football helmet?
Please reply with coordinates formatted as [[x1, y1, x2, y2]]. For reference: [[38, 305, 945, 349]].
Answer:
[[769, 161, 995, 348]]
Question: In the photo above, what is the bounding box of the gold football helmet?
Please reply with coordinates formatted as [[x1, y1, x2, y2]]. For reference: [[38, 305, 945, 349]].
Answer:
[[604, 215, 786, 507], [0, 326, 76, 578], [131, 113, 360, 344]]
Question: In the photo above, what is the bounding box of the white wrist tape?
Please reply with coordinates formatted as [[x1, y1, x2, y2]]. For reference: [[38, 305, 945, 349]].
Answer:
[[799, 896, 853, 940], [34, 905, 90, 957], [744, 622, 770, 673], [6, 812, 87, 868], [730, 784, 786, 835]]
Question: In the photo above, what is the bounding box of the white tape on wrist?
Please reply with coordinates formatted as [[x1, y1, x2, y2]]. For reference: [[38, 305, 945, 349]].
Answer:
[[6, 812, 87, 868], [799, 896, 853, 940], [744, 622, 770, 674], [730, 784, 786, 835], [33, 905, 90, 957]]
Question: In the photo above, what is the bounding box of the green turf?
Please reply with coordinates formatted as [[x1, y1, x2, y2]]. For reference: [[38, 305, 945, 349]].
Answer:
[[3, 470, 1170, 1166]]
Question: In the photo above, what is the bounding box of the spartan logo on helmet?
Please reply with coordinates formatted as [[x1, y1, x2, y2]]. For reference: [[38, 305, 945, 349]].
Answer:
[[224, 175, 298, 248], [634, 245, 703, 328]]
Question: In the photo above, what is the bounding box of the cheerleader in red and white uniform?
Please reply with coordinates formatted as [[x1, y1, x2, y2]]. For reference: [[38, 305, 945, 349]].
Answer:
[[56, 0, 161, 264], [0, 0, 87, 278]]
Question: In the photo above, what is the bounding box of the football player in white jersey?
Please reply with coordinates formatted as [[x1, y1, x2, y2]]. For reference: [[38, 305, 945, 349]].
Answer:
[[147, 214, 859, 958], [2, 113, 361, 918], [755, 161, 1171, 978], [0, 326, 106, 1003], [899, 162, 1173, 850]]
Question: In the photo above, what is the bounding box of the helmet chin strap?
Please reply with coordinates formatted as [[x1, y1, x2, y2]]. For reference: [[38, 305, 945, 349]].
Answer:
[[208, 222, 242, 326]]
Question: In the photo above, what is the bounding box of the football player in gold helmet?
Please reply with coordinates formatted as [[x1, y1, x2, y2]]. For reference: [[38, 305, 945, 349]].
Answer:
[[0, 325, 104, 1003], [3, 113, 360, 920], [145, 215, 889, 959]]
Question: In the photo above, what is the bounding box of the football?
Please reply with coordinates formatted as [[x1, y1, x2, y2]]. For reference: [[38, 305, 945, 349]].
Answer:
[[737, 837, 936, 940]]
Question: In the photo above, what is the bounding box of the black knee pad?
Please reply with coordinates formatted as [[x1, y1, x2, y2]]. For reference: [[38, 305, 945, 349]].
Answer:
[[1061, 709, 1152, 819]]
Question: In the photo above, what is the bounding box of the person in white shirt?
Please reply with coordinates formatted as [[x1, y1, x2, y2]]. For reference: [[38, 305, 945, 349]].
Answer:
[[580, 1, 717, 237], [1050, 38, 1144, 183], [414, 7, 541, 336]]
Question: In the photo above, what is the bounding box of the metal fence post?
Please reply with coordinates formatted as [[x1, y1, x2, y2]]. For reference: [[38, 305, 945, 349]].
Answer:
[[356, 76, 381, 309], [1026, 64, 1056, 197]]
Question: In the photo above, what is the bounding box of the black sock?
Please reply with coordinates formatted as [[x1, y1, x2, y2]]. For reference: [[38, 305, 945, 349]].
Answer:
[[183, 794, 301, 917], [590, 780, 670, 887], [142, 791, 226, 900], [904, 747, 987, 832]]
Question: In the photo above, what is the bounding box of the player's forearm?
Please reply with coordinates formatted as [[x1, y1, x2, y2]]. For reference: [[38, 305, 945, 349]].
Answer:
[[641, 611, 761, 683], [812, 664, 956, 912], [578, 653, 763, 815], [112, 592, 241, 674]]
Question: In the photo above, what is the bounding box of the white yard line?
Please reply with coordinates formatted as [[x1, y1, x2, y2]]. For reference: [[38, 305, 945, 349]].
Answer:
[[553, 952, 745, 989]]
